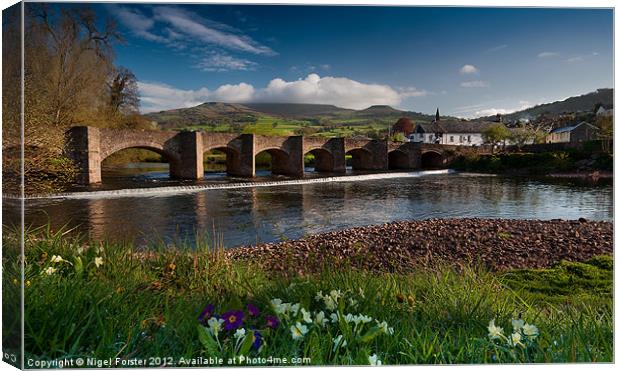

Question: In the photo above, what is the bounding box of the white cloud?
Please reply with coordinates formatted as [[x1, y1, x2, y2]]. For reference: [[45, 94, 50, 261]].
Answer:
[[460, 80, 490, 88], [193, 53, 257, 72], [538, 51, 559, 58], [485, 44, 508, 53], [459, 64, 479, 74], [398, 86, 430, 98], [566, 56, 584, 63], [139, 74, 423, 112], [471, 101, 531, 118]]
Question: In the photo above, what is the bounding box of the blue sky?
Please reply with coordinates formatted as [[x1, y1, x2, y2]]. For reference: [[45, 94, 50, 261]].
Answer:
[[95, 4, 612, 117]]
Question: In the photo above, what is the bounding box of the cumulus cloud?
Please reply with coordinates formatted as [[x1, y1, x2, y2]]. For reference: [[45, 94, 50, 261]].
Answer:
[[538, 51, 559, 58], [460, 80, 490, 88], [139, 74, 423, 112], [459, 64, 479, 74]]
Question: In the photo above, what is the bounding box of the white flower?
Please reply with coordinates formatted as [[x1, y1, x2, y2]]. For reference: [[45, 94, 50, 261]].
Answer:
[[94, 257, 104, 268], [522, 323, 539, 338], [349, 298, 358, 308], [358, 314, 372, 324], [510, 332, 523, 347], [512, 319, 525, 331], [332, 334, 347, 351], [290, 303, 300, 316], [315, 311, 328, 327], [330, 289, 342, 300], [43, 267, 57, 275], [324, 296, 336, 310], [344, 313, 354, 323], [207, 317, 225, 335], [290, 322, 308, 340], [315, 291, 324, 301], [368, 354, 382, 366], [234, 328, 246, 340], [50, 255, 64, 263], [301, 308, 313, 324], [330, 312, 339, 323], [377, 321, 394, 335], [358, 287, 365, 298], [271, 298, 283, 307], [488, 319, 504, 340]]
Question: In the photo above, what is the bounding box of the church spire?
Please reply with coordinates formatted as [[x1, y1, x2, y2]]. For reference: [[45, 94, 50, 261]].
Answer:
[[435, 108, 440, 122]]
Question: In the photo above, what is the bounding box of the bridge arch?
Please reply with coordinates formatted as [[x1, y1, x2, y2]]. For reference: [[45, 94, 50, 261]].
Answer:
[[345, 147, 373, 170], [304, 147, 335, 172], [255, 147, 292, 176], [420, 150, 444, 169], [203, 145, 240, 175], [388, 149, 410, 170]]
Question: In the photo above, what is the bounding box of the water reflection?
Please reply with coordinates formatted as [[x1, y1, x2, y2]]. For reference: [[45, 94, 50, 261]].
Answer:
[[16, 173, 613, 249]]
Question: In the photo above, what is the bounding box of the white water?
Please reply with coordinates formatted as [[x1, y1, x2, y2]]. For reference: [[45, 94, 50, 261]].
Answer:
[[18, 169, 456, 200]]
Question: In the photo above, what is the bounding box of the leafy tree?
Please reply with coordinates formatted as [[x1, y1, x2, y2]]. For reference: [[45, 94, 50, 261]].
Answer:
[[595, 115, 613, 153], [482, 124, 511, 153], [509, 126, 544, 150]]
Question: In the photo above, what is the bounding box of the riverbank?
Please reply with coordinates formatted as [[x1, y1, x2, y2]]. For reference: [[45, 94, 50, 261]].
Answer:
[[229, 218, 613, 274], [3, 221, 613, 365]]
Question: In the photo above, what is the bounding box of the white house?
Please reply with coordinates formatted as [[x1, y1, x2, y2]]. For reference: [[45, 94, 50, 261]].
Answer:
[[596, 106, 613, 117], [408, 119, 500, 146]]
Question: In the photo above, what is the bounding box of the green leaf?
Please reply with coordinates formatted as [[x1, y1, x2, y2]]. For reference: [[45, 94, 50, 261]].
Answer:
[[238, 330, 255, 355], [197, 325, 219, 353], [359, 326, 383, 343], [73, 256, 83, 276]]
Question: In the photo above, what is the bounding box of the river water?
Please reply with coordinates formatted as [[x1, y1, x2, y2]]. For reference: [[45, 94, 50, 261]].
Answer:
[[4, 163, 613, 248]]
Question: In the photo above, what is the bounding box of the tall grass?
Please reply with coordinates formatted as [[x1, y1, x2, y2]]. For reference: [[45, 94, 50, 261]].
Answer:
[[2, 225, 613, 365]]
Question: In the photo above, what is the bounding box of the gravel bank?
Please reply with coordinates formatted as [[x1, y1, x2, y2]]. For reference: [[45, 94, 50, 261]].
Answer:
[[228, 218, 613, 273]]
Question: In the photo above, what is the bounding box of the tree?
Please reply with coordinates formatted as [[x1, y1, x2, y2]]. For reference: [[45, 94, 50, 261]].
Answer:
[[108, 66, 139, 115], [509, 125, 544, 150], [595, 115, 613, 153], [482, 124, 511, 153]]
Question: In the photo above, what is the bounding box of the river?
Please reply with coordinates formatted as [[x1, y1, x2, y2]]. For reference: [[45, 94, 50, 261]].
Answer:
[[3, 163, 613, 248]]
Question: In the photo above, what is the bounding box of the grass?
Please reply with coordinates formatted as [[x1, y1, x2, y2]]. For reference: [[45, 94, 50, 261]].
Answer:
[[2, 225, 613, 366]]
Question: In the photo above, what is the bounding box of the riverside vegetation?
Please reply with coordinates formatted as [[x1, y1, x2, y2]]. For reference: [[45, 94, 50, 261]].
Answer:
[[2, 224, 613, 365]]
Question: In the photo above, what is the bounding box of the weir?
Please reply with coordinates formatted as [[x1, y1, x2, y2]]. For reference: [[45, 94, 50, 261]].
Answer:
[[65, 126, 487, 185]]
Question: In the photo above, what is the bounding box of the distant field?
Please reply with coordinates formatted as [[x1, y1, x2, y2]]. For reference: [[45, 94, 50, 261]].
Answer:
[[173, 114, 411, 139]]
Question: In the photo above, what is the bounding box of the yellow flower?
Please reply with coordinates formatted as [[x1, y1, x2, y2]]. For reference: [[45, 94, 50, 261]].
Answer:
[[488, 319, 504, 340], [26, 280, 31, 287], [50, 255, 64, 263], [43, 267, 57, 275], [95, 257, 104, 268]]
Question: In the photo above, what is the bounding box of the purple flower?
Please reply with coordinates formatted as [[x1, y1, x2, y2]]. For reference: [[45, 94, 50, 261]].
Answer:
[[222, 310, 244, 331], [247, 303, 260, 317], [266, 315, 280, 329], [252, 331, 263, 351], [198, 304, 215, 325]]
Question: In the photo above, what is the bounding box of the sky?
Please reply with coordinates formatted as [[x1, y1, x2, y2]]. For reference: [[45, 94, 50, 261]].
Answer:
[[89, 3, 612, 117]]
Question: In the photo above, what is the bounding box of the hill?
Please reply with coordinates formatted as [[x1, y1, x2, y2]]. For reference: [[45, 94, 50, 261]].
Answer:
[[480, 88, 613, 121], [144, 102, 259, 129], [242, 103, 354, 117]]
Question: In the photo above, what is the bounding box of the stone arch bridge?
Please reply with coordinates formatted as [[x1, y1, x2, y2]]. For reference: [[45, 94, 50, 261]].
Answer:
[[66, 126, 486, 184]]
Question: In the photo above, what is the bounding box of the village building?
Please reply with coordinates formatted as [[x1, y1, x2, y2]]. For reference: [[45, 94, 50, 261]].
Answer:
[[408, 109, 501, 146], [545, 122, 600, 143], [596, 106, 613, 117]]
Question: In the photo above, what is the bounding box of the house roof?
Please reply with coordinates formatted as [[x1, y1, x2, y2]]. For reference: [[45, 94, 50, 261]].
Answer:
[[549, 122, 599, 134], [415, 120, 499, 134]]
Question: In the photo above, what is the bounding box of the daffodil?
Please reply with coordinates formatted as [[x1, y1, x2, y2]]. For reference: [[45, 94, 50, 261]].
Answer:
[[377, 320, 394, 335], [488, 319, 504, 340], [315, 311, 328, 327], [522, 323, 539, 339], [234, 328, 246, 340], [207, 317, 225, 335], [43, 267, 57, 275], [290, 322, 308, 340], [94, 257, 104, 268], [344, 313, 354, 323], [332, 334, 347, 351], [368, 354, 382, 366], [324, 296, 337, 310], [512, 318, 525, 331], [330, 312, 339, 323], [330, 289, 343, 300], [315, 291, 324, 301], [50, 255, 64, 263], [301, 308, 313, 323], [510, 332, 524, 347]]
